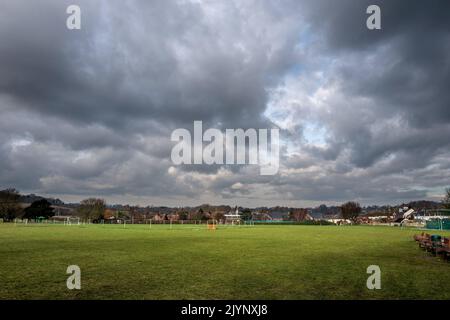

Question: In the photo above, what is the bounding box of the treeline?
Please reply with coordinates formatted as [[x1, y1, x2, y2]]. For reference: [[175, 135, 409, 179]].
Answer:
[[253, 220, 335, 226], [0, 189, 107, 222], [2, 187, 449, 223], [0, 188, 55, 221]]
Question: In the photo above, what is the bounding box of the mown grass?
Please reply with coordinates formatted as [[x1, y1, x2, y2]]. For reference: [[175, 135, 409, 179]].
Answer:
[[0, 223, 448, 299]]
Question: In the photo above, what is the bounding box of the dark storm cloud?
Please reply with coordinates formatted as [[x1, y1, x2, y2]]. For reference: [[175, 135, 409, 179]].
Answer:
[[280, 0, 450, 176], [0, 0, 297, 131], [0, 0, 449, 205], [307, 0, 450, 51]]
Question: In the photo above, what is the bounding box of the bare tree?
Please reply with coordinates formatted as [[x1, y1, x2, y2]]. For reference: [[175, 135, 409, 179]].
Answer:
[[77, 198, 106, 221], [443, 188, 450, 209], [0, 188, 22, 221], [341, 201, 362, 223], [289, 208, 309, 221]]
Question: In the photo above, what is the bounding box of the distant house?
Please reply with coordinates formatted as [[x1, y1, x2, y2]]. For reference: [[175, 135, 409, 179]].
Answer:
[[251, 212, 272, 221], [167, 213, 180, 221], [224, 206, 241, 223], [51, 205, 75, 216], [393, 207, 415, 222], [152, 213, 165, 221], [269, 210, 289, 221], [322, 213, 350, 225], [288, 209, 314, 222]]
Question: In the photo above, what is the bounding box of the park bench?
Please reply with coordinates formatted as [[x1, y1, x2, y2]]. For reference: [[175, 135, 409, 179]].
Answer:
[[418, 233, 432, 249], [435, 237, 450, 259], [424, 235, 442, 252]]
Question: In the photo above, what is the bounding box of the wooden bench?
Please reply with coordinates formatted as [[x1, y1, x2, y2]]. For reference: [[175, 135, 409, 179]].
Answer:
[[435, 237, 450, 258], [418, 233, 432, 249], [425, 235, 442, 253]]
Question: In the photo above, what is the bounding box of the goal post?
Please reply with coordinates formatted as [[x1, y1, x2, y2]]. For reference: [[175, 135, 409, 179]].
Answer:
[[65, 217, 81, 225], [13, 218, 29, 225], [145, 219, 152, 229]]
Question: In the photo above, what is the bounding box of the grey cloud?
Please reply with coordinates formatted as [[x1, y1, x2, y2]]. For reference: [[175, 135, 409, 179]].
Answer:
[[0, 0, 449, 206]]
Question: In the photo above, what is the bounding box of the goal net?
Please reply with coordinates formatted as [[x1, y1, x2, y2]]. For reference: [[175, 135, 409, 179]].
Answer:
[[65, 217, 81, 225]]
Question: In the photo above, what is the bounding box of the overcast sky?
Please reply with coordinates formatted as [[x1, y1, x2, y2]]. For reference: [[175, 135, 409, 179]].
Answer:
[[1, 0, 449, 207]]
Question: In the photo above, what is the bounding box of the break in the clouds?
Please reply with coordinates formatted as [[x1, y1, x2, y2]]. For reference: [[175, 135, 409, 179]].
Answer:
[[0, 0, 449, 207]]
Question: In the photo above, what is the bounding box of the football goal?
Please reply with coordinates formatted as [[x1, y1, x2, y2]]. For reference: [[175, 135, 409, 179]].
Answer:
[[65, 217, 81, 225]]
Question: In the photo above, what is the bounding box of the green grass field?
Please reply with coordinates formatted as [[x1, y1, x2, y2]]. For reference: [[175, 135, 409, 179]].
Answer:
[[0, 223, 449, 300]]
